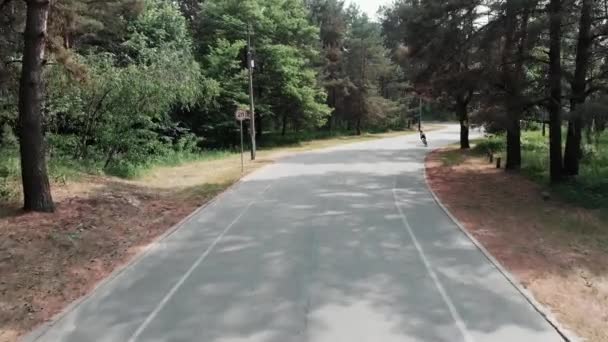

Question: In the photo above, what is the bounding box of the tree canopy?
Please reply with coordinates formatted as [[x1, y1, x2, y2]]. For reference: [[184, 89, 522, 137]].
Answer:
[[1, 0, 410, 211]]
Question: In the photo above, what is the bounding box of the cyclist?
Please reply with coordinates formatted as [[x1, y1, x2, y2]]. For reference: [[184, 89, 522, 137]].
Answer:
[[419, 130, 427, 147]]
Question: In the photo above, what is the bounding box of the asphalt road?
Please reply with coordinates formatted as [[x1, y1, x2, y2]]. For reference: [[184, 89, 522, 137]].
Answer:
[[27, 125, 564, 342]]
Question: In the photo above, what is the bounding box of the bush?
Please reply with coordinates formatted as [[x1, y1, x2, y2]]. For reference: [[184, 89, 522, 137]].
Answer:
[[105, 160, 141, 179], [521, 132, 547, 152], [0, 148, 20, 200], [0, 124, 17, 147], [473, 134, 505, 154]]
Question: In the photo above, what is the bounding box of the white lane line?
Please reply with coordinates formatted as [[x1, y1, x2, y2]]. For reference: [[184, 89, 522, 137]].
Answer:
[[128, 183, 273, 342], [392, 188, 474, 342]]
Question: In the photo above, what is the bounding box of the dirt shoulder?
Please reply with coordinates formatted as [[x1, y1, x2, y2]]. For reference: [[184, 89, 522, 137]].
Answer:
[[0, 127, 435, 342], [426, 148, 608, 342]]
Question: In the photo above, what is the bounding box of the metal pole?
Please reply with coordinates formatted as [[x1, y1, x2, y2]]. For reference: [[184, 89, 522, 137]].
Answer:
[[418, 97, 422, 131], [240, 120, 244, 173], [247, 24, 256, 161]]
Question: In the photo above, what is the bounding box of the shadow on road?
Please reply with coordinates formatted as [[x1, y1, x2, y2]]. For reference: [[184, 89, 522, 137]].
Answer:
[[30, 129, 562, 342]]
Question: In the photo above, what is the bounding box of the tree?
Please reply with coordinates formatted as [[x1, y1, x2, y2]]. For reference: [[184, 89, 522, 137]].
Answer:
[[499, 0, 531, 170], [18, 0, 54, 212], [195, 0, 330, 140], [306, 0, 350, 131], [46, 0, 204, 170], [381, 0, 483, 149], [343, 7, 398, 135], [548, 0, 564, 183], [563, 0, 593, 176], [0, 1, 24, 132]]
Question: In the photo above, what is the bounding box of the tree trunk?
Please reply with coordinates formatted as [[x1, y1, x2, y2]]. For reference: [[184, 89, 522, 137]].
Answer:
[[505, 116, 521, 170], [564, 0, 592, 176], [18, 0, 54, 212], [564, 116, 583, 174], [460, 120, 470, 149], [542, 121, 546, 136], [281, 112, 287, 136], [548, 0, 564, 183], [456, 97, 470, 149], [256, 114, 263, 141], [104, 147, 117, 169], [327, 87, 336, 132], [502, 0, 521, 171]]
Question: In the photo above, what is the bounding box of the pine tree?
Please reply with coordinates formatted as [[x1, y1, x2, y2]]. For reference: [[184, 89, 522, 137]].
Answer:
[[19, 0, 55, 212], [382, 0, 483, 148]]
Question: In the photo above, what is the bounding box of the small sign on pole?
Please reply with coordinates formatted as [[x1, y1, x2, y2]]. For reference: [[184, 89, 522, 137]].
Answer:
[[235, 109, 250, 173], [235, 109, 250, 121]]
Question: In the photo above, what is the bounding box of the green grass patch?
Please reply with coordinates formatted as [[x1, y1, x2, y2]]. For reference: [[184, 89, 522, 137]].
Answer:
[[0, 146, 234, 197], [104, 149, 233, 179]]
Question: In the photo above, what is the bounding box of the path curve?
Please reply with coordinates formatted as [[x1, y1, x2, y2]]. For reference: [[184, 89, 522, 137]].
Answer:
[[26, 125, 564, 342]]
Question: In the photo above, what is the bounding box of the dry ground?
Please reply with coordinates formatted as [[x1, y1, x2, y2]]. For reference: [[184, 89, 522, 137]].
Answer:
[[426, 148, 608, 342], [0, 128, 432, 342]]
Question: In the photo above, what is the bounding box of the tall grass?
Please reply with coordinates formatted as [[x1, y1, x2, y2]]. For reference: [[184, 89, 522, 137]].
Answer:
[[0, 146, 234, 199], [105, 149, 232, 179]]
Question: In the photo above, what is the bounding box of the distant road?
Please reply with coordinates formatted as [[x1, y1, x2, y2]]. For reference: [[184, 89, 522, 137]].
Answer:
[[27, 125, 564, 342]]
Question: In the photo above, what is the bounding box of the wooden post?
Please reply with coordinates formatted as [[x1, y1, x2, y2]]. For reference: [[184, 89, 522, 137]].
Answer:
[[496, 157, 502, 169]]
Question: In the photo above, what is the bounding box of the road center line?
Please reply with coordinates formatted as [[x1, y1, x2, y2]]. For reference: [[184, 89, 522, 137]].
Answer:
[[392, 188, 474, 342], [127, 183, 273, 342]]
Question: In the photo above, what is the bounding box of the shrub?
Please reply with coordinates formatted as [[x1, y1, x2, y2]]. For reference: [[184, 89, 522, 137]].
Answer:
[[473, 134, 505, 154]]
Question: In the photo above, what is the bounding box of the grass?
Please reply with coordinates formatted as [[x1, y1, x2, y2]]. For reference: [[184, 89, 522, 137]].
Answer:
[[104, 149, 233, 179], [471, 130, 608, 210]]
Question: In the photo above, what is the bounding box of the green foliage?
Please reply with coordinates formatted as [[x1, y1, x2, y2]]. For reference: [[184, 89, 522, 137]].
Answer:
[[0, 124, 17, 147], [1, 0, 411, 204], [0, 148, 19, 200], [44, 0, 205, 174], [338, 6, 404, 133], [472, 134, 506, 155], [475, 131, 608, 209]]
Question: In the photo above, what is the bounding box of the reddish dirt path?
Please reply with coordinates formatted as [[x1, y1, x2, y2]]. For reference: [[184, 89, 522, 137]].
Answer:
[[426, 148, 608, 342]]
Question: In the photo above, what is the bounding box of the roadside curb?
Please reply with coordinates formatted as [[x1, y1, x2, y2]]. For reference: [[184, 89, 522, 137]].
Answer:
[[423, 150, 583, 342], [22, 174, 251, 342]]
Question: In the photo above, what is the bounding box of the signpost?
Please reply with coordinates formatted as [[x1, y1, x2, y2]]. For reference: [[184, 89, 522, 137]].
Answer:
[[235, 109, 250, 173]]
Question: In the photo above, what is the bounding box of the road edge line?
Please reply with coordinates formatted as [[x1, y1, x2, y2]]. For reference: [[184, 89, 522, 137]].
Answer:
[[127, 182, 273, 341], [393, 189, 474, 342], [22, 175, 253, 342], [423, 150, 583, 342]]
